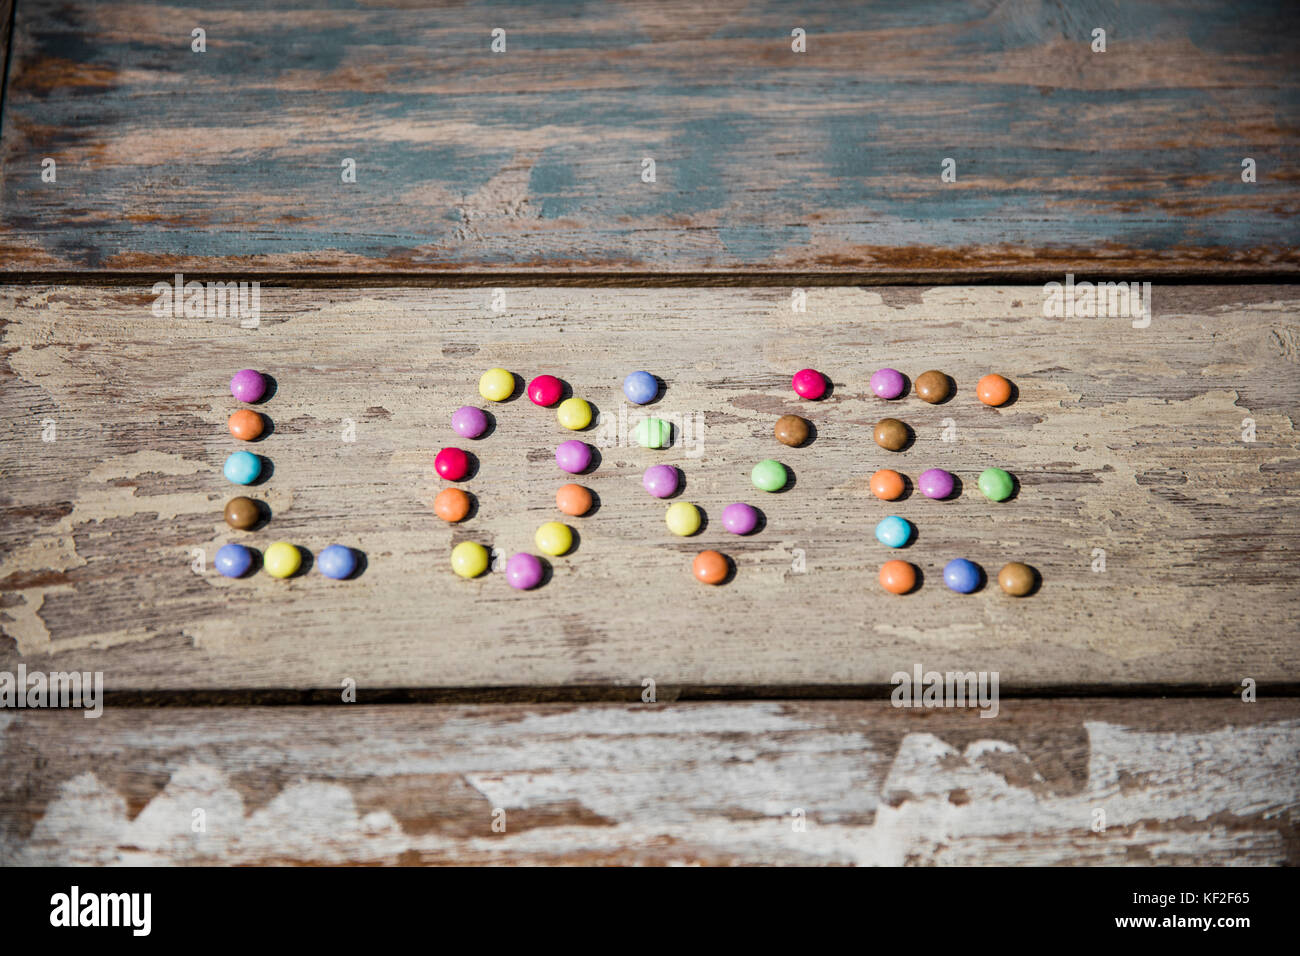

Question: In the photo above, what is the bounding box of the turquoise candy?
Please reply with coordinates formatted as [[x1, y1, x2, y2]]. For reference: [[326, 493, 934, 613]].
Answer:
[[874, 515, 912, 549], [224, 450, 262, 485]]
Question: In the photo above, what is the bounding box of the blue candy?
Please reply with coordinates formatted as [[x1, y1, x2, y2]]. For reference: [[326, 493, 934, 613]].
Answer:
[[943, 558, 982, 594], [224, 450, 262, 485], [874, 515, 912, 549], [623, 370, 658, 405], [215, 543, 254, 578], [317, 544, 357, 580]]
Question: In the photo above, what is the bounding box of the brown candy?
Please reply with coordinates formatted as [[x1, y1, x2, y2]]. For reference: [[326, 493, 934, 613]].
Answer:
[[224, 496, 261, 530], [873, 418, 909, 451], [998, 562, 1036, 597], [774, 414, 810, 447], [915, 369, 951, 404]]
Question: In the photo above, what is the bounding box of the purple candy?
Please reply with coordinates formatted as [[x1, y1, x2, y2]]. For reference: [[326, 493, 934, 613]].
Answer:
[[505, 552, 544, 590], [870, 368, 905, 400], [556, 439, 593, 474], [642, 464, 679, 498], [451, 405, 489, 439], [230, 369, 266, 403], [721, 502, 759, 535], [919, 468, 956, 499]]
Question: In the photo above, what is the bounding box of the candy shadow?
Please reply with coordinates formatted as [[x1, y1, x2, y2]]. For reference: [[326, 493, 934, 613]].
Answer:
[[715, 553, 738, 586], [247, 457, 274, 486], [506, 373, 526, 402], [770, 467, 797, 494], [566, 527, 583, 554], [894, 473, 915, 502], [692, 507, 709, 535], [474, 410, 498, 440], [346, 549, 368, 580], [645, 374, 667, 405], [457, 451, 481, 482], [943, 473, 964, 501], [292, 546, 314, 579], [1002, 472, 1021, 502], [247, 499, 273, 531], [747, 506, 767, 536], [459, 491, 481, 522], [571, 446, 602, 476], [908, 565, 925, 594], [248, 413, 274, 442], [253, 374, 278, 404], [580, 489, 601, 517], [576, 400, 601, 432], [232, 547, 263, 579], [658, 466, 686, 500], [535, 558, 554, 589], [998, 380, 1020, 409]]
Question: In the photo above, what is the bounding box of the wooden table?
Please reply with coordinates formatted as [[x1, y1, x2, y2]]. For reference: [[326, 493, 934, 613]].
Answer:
[[1, 0, 1298, 866]]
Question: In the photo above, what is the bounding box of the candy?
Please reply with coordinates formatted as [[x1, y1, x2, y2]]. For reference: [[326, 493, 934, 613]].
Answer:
[[870, 368, 905, 400], [214, 543, 254, 578], [623, 370, 658, 405], [874, 515, 913, 549], [792, 368, 827, 400], [318, 544, 357, 580], [556, 397, 592, 430], [665, 501, 701, 536], [998, 561, 1036, 596], [535, 521, 574, 556], [505, 552, 544, 590], [263, 541, 301, 579], [751, 459, 788, 492], [873, 418, 909, 451], [879, 560, 917, 595], [919, 468, 955, 500], [434, 487, 472, 522], [555, 440, 593, 474], [479, 368, 515, 402], [227, 409, 264, 441], [528, 375, 564, 407], [223, 496, 261, 530], [977, 373, 1012, 407], [451, 406, 489, 439], [634, 417, 671, 448], [223, 450, 262, 485], [693, 550, 729, 585], [774, 414, 810, 447], [230, 369, 267, 403], [979, 467, 1014, 502], [915, 370, 950, 404], [451, 541, 490, 578], [943, 558, 981, 594], [435, 447, 470, 481], [870, 469, 905, 501], [721, 502, 759, 535], [642, 464, 679, 498], [556, 483, 593, 516]]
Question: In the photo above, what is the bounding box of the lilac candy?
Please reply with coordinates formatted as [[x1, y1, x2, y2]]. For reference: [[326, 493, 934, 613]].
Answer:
[[642, 464, 679, 498], [556, 439, 593, 474], [451, 405, 489, 439], [870, 368, 905, 400], [230, 369, 267, 403], [919, 468, 956, 499], [721, 502, 759, 535], [505, 552, 544, 590]]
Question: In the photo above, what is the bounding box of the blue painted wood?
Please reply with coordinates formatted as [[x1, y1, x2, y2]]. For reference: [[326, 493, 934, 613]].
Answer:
[[1, 0, 1297, 273]]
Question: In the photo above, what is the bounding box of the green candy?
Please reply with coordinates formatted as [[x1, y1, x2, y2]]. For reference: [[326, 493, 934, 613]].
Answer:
[[751, 459, 788, 492], [634, 417, 672, 448], [979, 467, 1015, 502]]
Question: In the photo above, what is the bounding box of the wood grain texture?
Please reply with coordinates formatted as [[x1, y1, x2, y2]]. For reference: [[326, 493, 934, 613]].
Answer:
[[1, 284, 1297, 692], [2, 0, 1298, 275], [2, 699, 1297, 865]]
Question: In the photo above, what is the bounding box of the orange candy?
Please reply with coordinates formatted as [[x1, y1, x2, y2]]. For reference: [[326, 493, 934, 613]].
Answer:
[[693, 550, 729, 585], [433, 487, 472, 523], [556, 483, 593, 517], [879, 560, 917, 595], [227, 409, 264, 441], [870, 469, 905, 501], [977, 373, 1012, 407]]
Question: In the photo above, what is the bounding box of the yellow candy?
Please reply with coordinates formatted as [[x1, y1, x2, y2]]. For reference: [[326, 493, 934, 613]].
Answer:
[[479, 367, 515, 402], [556, 397, 592, 430], [263, 541, 301, 579], [451, 541, 490, 578], [535, 521, 573, 556], [665, 501, 701, 536]]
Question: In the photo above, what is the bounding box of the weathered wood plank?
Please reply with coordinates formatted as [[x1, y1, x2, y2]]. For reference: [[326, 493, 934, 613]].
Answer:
[[2, 699, 1296, 865], [1, 284, 1297, 691], [2, 0, 1297, 274]]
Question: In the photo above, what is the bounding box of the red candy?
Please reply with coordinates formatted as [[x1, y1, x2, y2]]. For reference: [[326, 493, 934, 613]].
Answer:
[[791, 368, 827, 400], [528, 375, 564, 407], [435, 447, 470, 481]]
